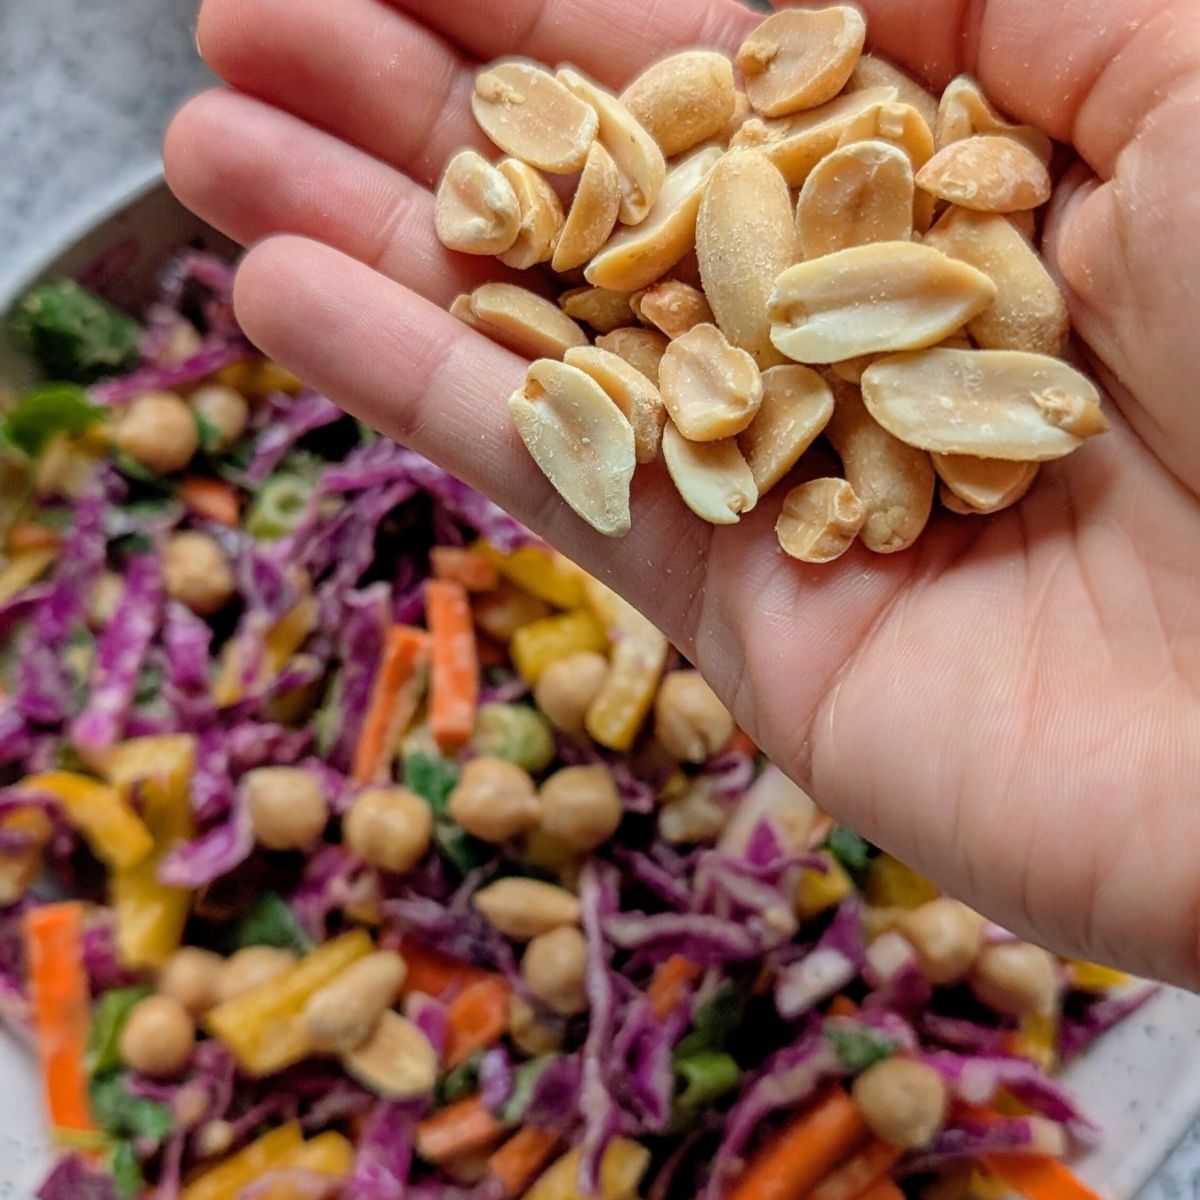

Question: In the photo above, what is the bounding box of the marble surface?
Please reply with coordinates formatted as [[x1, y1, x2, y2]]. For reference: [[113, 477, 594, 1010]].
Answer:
[[0, 0, 1197, 1196]]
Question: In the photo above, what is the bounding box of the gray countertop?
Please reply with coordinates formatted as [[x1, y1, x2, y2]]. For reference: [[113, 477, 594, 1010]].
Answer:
[[0, 0, 1196, 1195]]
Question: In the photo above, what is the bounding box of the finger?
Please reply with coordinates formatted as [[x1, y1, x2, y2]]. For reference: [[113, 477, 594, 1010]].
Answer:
[[390, 0, 757, 89], [164, 90, 513, 306]]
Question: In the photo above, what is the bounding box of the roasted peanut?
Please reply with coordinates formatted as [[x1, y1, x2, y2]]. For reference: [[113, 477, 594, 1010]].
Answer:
[[472, 60, 598, 173], [509, 359, 637, 537], [839, 102, 935, 174], [696, 150, 797, 368], [497, 159, 565, 269], [560, 287, 635, 333], [776, 478, 865, 563], [933, 454, 1040, 514], [303, 951, 407, 1052], [860, 349, 1108, 460], [659, 324, 763, 441], [564, 345, 667, 463], [343, 1011, 438, 1098], [796, 141, 915, 258], [662, 422, 758, 525], [825, 379, 935, 554], [969, 942, 1061, 1018], [631, 280, 714, 340], [898, 899, 984, 985], [916, 135, 1051, 213], [595, 328, 670, 384], [738, 364, 834, 494], [585, 146, 723, 292], [768, 241, 996, 364], [654, 671, 734, 763], [846, 55, 939, 132], [621, 51, 737, 158], [552, 143, 622, 273], [923, 208, 1068, 354], [737, 7, 867, 118], [473, 877, 582, 938], [729, 87, 897, 186], [936, 75, 1053, 164], [448, 757, 541, 843], [853, 1058, 948, 1150], [558, 67, 666, 225], [435, 150, 522, 256], [460, 283, 589, 360]]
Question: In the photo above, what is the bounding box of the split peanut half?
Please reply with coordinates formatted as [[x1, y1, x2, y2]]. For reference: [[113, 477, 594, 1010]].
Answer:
[[457, 284, 588, 360], [846, 55, 940, 133], [497, 159, 565, 270], [739, 365, 835, 494], [435, 150, 522, 256], [553, 143, 622, 273], [936, 76, 1053, 164], [662, 423, 758, 526], [658, 324, 763, 442], [560, 287, 636, 334], [776, 478, 866, 563], [595, 328, 670, 384], [621, 51, 737, 158], [631, 281, 714, 340], [933, 454, 1041, 514], [509, 360, 637, 537], [564, 345, 667, 464], [916, 135, 1052, 213]]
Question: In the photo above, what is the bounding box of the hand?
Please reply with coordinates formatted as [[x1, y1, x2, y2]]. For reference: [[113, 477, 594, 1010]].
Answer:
[[165, 0, 1200, 985]]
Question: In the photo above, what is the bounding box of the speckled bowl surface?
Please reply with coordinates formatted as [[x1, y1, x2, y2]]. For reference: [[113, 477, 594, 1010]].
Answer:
[[1, 171, 1199, 1200]]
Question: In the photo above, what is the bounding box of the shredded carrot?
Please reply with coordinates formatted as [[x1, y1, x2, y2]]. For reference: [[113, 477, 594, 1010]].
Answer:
[[848, 1180, 904, 1200], [729, 1087, 869, 1200], [25, 903, 93, 1134], [431, 547, 500, 593], [426, 580, 480, 753], [444, 975, 512, 1068], [981, 1156, 1104, 1200], [6, 521, 61, 554], [351, 625, 430, 785], [396, 936, 493, 1000], [807, 1140, 901, 1200], [826, 996, 859, 1019], [417, 1095, 505, 1164], [723, 728, 759, 758], [647, 954, 701, 1020], [180, 476, 241, 527], [488, 1127, 560, 1196]]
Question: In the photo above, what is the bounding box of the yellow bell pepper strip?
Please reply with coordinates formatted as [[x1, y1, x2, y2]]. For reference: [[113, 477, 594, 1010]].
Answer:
[[0, 805, 54, 905], [477, 544, 589, 609], [862, 855, 940, 910], [523, 1139, 651, 1200], [105, 736, 197, 970], [205, 929, 373, 1074], [213, 587, 317, 707], [0, 544, 58, 604], [582, 579, 668, 751], [216, 360, 305, 398], [795, 852, 855, 920], [511, 610, 608, 684], [1067, 960, 1129, 992], [1007, 1011, 1059, 1073], [18, 771, 153, 871], [980, 1156, 1104, 1200], [243, 1130, 357, 1200], [180, 1123, 304, 1200], [25, 902, 94, 1138]]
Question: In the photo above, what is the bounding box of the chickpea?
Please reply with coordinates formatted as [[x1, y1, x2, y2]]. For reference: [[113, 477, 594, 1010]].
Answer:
[[119, 995, 196, 1078], [969, 941, 1061, 1019], [852, 1058, 948, 1150], [163, 532, 236, 617], [538, 765, 623, 853], [522, 926, 589, 1016], [654, 671, 735, 763], [114, 390, 199, 474], [243, 766, 329, 851], [449, 757, 541, 843], [191, 384, 250, 452], [216, 946, 296, 1004], [508, 993, 564, 1056], [158, 946, 225, 1017], [344, 787, 433, 874], [533, 652, 609, 739], [898, 899, 984, 986]]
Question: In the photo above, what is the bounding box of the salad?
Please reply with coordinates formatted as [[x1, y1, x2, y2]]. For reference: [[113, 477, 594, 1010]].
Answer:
[[0, 252, 1153, 1200]]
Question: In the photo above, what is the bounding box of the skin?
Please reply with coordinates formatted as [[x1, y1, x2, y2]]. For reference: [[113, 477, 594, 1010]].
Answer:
[[165, 0, 1200, 985]]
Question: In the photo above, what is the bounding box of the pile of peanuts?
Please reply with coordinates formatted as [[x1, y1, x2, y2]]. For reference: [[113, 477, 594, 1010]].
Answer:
[[435, 7, 1108, 562]]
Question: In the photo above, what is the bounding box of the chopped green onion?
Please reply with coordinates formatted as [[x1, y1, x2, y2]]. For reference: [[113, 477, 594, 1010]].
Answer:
[[246, 474, 314, 539]]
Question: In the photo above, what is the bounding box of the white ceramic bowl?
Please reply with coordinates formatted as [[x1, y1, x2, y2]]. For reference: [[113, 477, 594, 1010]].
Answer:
[[1, 172, 1198, 1200]]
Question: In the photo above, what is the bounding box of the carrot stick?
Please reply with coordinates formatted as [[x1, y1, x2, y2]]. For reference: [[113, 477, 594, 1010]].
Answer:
[[647, 954, 701, 1020], [426, 580, 479, 753], [849, 1180, 903, 1200], [352, 625, 430, 785], [25, 903, 93, 1134], [396, 936, 493, 1000], [444, 975, 511, 1069], [180, 476, 241, 527], [981, 1156, 1104, 1200], [826, 996, 859, 1019], [807, 1140, 901, 1200], [729, 1088, 869, 1200], [431, 547, 500, 593], [488, 1127, 559, 1196], [7, 521, 61, 554], [417, 1095, 505, 1164]]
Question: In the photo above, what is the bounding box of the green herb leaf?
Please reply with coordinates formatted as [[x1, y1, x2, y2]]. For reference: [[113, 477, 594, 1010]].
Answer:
[[89, 1072, 174, 1142], [825, 826, 873, 875], [674, 1050, 741, 1110], [822, 1020, 897, 1072], [109, 1140, 145, 1199], [404, 753, 459, 815], [85, 986, 152, 1078], [675, 983, 745, 1058], [438, 1053, 483, 1106], [0, 384, 106, 458], [229, 892, 313, 956], [194, 412, 225, 454], [435, 823, 493, 878]]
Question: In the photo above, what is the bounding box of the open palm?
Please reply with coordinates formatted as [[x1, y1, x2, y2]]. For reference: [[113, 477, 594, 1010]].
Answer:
[[165, 0, 1200, 986]]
